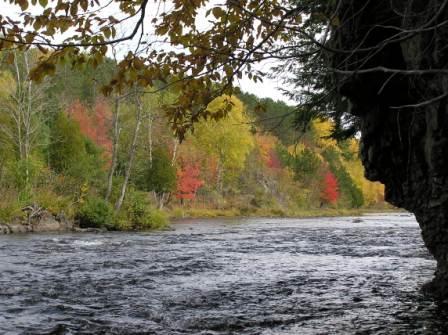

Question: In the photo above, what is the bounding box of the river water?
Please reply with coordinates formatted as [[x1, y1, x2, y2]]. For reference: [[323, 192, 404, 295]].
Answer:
[[0, 213, 446, 334]]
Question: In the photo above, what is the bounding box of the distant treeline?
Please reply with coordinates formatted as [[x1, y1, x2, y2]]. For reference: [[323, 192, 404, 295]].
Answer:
[[0, 50, 385, 229]]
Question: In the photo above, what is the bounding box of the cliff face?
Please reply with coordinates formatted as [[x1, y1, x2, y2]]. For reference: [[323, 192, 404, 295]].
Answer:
[[332, 0, 448, 296]]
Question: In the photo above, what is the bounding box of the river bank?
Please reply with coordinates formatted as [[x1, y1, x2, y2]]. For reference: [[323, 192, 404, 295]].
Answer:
[[167, 206, 402, 220], [0, 204, 402, 235]]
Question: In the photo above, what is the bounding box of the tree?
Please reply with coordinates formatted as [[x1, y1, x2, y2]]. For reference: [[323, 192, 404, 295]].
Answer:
[[292, 147, 321, 183], [49, 112, 100, 180], [4, 0, 448, 295], [255, 134, 280, 169], [143, 147, 176, 209], [115, 92, 143, 212], [239, 92, 297, 145], [0, 0, 337, 138], [322, 146, 364, 208], [0, 50, 48, 191], [0, 1, 442, 141], [321, 171, 339, 205], [191, 96, 254, 192], [68, 99, 112, 156], [176, 163, 204, 202], [105, 94, 122, 201]]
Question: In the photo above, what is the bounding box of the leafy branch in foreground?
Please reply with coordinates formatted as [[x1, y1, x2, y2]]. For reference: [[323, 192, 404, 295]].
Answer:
[[1, 0, 446, 138]]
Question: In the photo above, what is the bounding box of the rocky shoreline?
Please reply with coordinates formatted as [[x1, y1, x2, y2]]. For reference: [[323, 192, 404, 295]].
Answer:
[[0, 204, 110, 234], [0, 211, 73, 234]]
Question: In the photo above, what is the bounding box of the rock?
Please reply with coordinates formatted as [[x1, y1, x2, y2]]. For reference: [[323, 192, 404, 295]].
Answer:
[[352, 218, 363, 223], [31, 211, 73, 233], [0, 209, 74, 234], [73, 227, 107, 233], [331, 0, 448, 298], [0, 223, 11, 234]]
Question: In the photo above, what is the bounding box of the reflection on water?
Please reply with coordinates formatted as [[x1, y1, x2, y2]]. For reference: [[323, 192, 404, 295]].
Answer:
[[0, 214, 445, 334]]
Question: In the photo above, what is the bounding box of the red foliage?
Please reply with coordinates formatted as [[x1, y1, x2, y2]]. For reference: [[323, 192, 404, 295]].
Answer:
[[267, 149, 282, 169], [93, 100, 112, 154], [321, 171, 339, 204], [68, 101, 94, 138], [67, 99, 112, 155], [176, 163, 204, 200]]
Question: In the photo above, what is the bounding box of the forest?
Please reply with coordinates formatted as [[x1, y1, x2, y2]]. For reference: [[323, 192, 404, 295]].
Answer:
[[0, 50, 386, 230]]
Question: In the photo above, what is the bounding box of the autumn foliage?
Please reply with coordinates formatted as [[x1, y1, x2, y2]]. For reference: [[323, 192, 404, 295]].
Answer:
[[255, 134, 281, 169], [321, 171, 339, 204], [176, 163, 204, 200], [267, 150, 282, 169], [67, 100, 112, 155]]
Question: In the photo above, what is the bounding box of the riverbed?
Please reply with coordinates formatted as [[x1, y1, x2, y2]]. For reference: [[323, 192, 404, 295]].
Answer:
[[0, 213, 446, 334]]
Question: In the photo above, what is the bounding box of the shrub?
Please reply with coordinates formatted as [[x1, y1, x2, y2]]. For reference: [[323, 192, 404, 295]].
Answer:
[[117, 189, 169, 230], [32, 188, 73, 217], [147, 210, 168, 230], [76, 196, 115, 229], [0, 197, 23, 222]]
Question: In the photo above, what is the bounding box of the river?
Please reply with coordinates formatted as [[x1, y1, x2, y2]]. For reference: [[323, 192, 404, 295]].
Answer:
[[0, 213, 446, 334]]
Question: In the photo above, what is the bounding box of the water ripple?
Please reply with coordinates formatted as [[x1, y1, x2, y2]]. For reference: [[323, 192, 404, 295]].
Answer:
[[0, 213, 444, 334]]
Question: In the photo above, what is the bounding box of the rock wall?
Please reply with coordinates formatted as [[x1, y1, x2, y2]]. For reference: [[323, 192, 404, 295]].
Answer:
[[332, 0, 448, 297]]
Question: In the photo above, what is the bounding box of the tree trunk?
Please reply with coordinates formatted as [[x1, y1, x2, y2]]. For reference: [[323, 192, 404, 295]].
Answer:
[[105, 95, 121, 201], [115, 93, 142, 212], [147, 114, 153, 167], [216, 157, 224, 194], [171, 139, 178, 165], [23, 51, 32, 189]]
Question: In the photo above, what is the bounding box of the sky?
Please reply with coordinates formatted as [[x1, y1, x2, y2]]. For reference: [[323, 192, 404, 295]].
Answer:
[[237, 66, 292, 104], [0, 1, 294, 105]]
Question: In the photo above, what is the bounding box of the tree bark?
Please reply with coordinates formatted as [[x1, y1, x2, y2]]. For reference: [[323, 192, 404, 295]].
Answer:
[[115, 93, 142, 212], [105, 95, 121, 201]]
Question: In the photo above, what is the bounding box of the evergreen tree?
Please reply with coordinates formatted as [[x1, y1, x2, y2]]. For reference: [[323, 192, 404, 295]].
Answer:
[[142, 147, 176, 209], [49, 112, 102, 181]]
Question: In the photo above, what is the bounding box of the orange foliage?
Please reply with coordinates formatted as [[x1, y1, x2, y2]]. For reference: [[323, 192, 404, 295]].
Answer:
[[93, 99, 112, 154], [255, 134, 281, 169], [67, 99, 112, 156]]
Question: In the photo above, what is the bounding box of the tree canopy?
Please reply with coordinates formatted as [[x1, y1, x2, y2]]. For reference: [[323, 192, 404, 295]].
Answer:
[[0, 0, 339, 138], [1, 1, 445, 140]]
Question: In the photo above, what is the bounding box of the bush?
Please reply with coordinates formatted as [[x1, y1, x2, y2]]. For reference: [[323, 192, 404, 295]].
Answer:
[[76, 196, 115, 229], [32, 188, 73, 217], [0, 196, 23, 222], [116, 189, 168, 230], [147, 210, 168, 229]]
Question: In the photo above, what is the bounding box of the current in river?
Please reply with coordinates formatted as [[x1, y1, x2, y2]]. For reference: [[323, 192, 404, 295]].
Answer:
[[1, 213, 447, 334]]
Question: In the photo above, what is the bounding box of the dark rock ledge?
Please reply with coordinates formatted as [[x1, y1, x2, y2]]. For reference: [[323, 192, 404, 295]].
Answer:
[[332, 0, 448, 298]]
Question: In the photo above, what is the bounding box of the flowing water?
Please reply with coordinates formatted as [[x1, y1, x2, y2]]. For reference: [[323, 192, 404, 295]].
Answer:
[[1, 213, 447, 334]]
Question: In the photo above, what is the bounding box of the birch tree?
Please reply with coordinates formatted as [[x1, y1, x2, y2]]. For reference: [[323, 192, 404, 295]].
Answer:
[[0, 51, 47, 191], [115, 92, 143, 212]]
